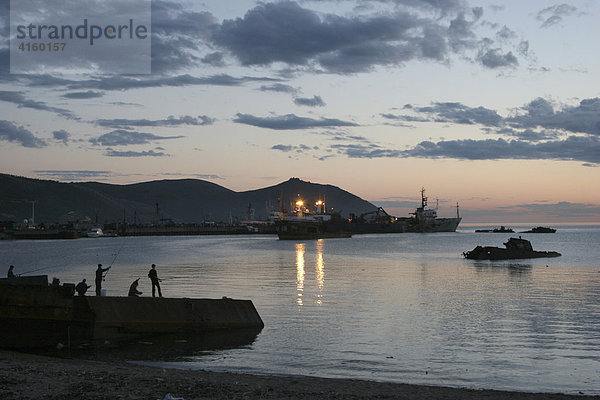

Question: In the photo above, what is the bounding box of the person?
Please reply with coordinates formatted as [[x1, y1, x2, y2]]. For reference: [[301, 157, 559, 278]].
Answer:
[[75, 279, 91, 296], [148, 263, 162, 297], [95, 263, 111, 296], [128, 278, 142, 297], [7, 265, 15, 278]]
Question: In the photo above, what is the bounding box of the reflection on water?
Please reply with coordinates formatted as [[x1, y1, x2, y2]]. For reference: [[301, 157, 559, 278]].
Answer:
[[295, 240, 326, 306], [296, 243, 305, 306], [57, 328, 263, 363], [315, 239, 325, 305]]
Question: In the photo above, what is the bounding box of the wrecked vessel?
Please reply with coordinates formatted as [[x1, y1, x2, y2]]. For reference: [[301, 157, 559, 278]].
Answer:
[[463, 237, 561, 260]]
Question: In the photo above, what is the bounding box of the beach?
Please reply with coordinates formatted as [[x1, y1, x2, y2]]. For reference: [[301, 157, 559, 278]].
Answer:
[[1, 350, 596, 400]]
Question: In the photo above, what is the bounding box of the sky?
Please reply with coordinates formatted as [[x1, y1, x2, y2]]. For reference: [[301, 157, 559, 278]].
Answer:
[[0, 0, 599, 223]]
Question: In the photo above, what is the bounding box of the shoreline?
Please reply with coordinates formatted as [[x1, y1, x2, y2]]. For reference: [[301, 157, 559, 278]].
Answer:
[[1, 350, 597, 399]]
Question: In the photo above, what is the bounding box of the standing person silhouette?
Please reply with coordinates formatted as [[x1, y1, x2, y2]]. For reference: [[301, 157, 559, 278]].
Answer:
[[148, 264, 162, 297], [95, 263, 111, 296], [7, 265, 15, 278]]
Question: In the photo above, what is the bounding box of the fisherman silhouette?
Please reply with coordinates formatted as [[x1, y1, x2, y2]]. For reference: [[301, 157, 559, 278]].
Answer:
[[148, 264, 162, 297], [95, 263, 111, 296], [128, 278, 142, 297], [7, 265, 15, 278], [75, 279, 91, 296]]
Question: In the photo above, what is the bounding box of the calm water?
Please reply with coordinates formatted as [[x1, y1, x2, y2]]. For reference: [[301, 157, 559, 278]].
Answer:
[[2, 226, 600, 394]]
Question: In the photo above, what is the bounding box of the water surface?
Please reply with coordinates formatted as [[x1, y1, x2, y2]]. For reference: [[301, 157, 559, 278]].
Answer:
[[2, 226, 599, 394]]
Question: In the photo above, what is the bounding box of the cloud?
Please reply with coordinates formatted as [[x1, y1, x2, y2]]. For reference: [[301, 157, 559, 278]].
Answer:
[[61, 91, 104, 99], [331, 143, 403, 158], [104, 149, 168, 157], [96, 115, 214, 129], [325, 134, 599, 164], [201, 52, 226, 67], [90, 130, 184, 146], [536, 4, 578, 28], [233, 113, 358, 130], [493, 128, 558, 142], [508, 97, 600, 136], [15, 73, 279, 92], [0, 91, 76, 119], [150, 0, 217, 73], [294, 95, 326, 107], [392, 102, 503, 126], [402, 136, 600, 164], [211, 1, 498, 73], [398, 97, 600, 137], [52, 129, 71, 144], [478, 49, 518, 68], [271, 144, 312, 152], [33, 170, 112, 181], [260, 83, 298, 94], [0, 120, 46, 148]]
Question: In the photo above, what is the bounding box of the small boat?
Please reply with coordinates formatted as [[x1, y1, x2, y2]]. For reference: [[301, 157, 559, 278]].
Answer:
[[475, 226, 515, 233], [86, 227, 104, 238], [520, 226, 556, 233], [463, 237, 561, 260]]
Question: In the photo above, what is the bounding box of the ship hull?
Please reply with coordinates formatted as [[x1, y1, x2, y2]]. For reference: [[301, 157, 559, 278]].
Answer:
[[275, 219, 352, 240], [401, 217, 462, 233]]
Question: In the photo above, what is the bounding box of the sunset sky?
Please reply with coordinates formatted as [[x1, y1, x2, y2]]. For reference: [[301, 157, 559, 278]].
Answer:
[[1, 0, 599, 223]]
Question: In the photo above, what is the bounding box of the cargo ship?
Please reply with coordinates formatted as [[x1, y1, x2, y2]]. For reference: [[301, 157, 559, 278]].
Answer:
[[273, 198, 352, 240], [398, 188, 462, 232]]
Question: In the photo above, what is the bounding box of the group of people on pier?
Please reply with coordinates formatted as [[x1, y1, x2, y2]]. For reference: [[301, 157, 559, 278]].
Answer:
[[74, 263, 163, 298], [5, 263, 163, 298]]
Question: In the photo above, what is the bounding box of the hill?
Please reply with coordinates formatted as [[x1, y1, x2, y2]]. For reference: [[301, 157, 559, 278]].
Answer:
[[0, 174, 376, 225]]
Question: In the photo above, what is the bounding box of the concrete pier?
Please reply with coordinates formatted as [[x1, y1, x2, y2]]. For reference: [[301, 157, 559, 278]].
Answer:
[[1, 276, 264, 348], [75, 296, 264, 342]]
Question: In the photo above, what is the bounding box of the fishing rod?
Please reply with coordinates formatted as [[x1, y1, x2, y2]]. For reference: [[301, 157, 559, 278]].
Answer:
[[102, 238, 126, 279], [18, 263, 64, 276]]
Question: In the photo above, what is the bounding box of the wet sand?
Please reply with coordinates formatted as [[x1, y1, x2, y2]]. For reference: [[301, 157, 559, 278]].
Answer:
[[0, 349, 596, 399]]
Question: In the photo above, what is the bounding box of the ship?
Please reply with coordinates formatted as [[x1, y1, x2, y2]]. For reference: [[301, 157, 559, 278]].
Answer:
[[463, 237, 561, 260], [273, 197, 352, 240], [475, 226, 515, 233], [399, 188, 462, 232], [349, 207, 404, 234], [0, 275, 264, 349], [520, 226, 556, 233]]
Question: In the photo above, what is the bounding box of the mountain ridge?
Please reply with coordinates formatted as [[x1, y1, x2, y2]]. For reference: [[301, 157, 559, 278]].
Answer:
[[0, 174, 376, 225]]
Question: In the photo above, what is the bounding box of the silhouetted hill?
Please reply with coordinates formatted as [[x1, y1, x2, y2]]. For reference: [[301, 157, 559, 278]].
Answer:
[[0, 174, 376, 224]]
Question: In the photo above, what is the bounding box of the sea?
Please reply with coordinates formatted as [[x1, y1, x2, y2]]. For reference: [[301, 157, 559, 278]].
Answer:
[[2, 225, 600, 395]]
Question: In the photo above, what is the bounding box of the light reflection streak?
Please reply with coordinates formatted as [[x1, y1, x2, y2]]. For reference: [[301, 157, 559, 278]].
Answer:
[[315, 239, 325, 305], [295, 240, 327, 306], [296, 243, 305, 306]]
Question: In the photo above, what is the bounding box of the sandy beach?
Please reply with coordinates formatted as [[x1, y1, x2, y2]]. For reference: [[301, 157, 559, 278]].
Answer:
[[0, 350, 597, 400]]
